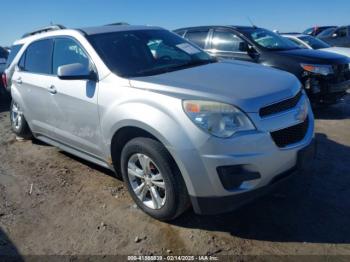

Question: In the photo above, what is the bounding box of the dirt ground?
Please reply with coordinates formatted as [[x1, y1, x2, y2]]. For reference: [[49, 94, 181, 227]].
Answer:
[[0, 92, 350, 257]]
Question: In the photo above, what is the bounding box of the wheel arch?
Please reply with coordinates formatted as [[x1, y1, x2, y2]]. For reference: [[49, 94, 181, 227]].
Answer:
[[110, 125, 161, 176]]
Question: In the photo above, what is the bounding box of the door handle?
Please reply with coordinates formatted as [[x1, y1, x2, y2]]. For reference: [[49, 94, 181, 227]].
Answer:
[[48, 85, 57, 94], [14, 78, 22, 85]]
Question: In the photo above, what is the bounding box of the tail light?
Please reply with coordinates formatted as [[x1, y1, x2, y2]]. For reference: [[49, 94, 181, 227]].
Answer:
[[1, 73, 7, 89]]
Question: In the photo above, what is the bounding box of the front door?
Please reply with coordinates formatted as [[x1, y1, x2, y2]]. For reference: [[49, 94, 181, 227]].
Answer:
[[49, 37, 102, 157]]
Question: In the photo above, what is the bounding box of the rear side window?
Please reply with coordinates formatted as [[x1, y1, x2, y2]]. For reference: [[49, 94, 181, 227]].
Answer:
[[52, 38, 90, 75], [184, 30, 209, 49], [211, 30, 245, 52], [5, 44, 23, 68], [21, 39, 53, 74]]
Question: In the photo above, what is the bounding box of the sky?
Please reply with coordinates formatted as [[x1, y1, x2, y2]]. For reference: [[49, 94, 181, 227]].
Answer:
[[1, 0, 349, 46]]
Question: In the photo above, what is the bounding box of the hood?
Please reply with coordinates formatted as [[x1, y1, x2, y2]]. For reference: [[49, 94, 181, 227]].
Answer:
[[129, 60, 301, 113], [276, 48, 349, 64], [320, 47, 350, 58]]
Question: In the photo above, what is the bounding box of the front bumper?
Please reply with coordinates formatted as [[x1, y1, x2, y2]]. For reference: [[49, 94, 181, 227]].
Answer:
[[305, 74, 350, 104], [167, 93, 315, 215], [328, 79, 350, 93], [191, 139, 316, 215]]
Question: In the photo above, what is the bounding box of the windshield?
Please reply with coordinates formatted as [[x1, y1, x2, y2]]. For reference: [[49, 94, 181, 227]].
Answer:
[[299, 36, 330, 49], [249, 28, 300, 50], [88, 29, 215, 77], [317, 28, 336, 38]]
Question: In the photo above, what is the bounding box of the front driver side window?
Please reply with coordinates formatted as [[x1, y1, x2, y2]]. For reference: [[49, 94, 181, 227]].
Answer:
[[52, 38, 90, 75]]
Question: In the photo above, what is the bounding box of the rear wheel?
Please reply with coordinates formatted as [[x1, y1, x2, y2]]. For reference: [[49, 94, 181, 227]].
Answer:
[[10, 101, 32, 139], [121, 137, 189, 221]]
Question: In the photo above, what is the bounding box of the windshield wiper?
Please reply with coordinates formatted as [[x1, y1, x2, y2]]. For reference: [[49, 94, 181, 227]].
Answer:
[[170, 59, 217, 70], [136, 59, 217, 77]]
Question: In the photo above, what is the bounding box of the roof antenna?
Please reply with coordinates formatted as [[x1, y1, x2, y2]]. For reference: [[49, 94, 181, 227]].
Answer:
[[247, 16, 257, 28]]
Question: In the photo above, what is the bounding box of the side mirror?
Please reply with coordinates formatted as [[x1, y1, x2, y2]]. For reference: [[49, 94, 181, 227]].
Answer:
[[332, 33, 338, 38], [57, 63, 97, 81], [238, 42, 249, 52]]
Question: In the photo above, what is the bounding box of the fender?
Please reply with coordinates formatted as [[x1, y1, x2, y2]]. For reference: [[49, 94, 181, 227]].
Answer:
[[99, 98, 209, 196]]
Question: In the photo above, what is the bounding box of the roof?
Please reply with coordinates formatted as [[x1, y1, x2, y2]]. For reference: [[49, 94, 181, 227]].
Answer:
[[174, 25, 257, 32], [282, 33, 309, 38], [79, 25, 163, 35]]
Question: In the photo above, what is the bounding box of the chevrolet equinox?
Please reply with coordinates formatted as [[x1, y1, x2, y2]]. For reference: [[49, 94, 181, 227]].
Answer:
[[8, 24, 314, 220]]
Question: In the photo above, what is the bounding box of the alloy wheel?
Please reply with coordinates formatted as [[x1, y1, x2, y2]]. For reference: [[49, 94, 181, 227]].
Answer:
[[127, 153, 166, 210], [11, 102, 23, 131]]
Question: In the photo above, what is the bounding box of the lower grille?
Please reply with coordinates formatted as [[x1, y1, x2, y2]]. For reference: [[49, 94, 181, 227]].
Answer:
[[270, 117, 309, 148]]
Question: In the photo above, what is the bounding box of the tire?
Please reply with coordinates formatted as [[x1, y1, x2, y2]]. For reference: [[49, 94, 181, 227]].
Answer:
[[121, 137, 190, 221], [10, 100, 32, 139]]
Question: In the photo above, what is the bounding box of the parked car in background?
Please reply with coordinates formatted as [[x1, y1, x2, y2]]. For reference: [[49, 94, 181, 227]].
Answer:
[[317, 26, 350, 47], [8, 24, 314, 220], [303, 26, 336, 36], [174, 26, 350, 105], [0, 46, 9, 92], [2, 41, 27, 93], [283, 33, 350, 58]]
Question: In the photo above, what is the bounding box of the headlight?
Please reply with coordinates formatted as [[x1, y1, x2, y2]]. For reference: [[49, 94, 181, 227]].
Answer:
[[301, 63, 333, 76], [183, 100, 255, 138]]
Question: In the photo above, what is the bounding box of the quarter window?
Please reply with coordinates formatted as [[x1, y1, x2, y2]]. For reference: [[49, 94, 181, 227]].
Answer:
[[52, 38, 90, 75], [212, 31, 245, 52], [21, 39, 53, 74], [184, 30, 209, 49]]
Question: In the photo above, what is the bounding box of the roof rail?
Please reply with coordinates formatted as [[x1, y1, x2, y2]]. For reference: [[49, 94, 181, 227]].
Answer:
[[104, 22, 129, 26], [22, 24, 66, 38]]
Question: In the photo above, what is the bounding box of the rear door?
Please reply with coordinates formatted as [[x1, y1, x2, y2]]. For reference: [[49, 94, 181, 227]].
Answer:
[[207, 29, 255, 62], [11, 39, 55, 136], [48, 37, 102, 157]]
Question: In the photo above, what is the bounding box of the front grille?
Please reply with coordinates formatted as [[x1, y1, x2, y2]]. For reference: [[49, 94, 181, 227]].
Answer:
[[330, 64, 350, 84], [270, 117, 309, 148], [259, 91, 302, 117]]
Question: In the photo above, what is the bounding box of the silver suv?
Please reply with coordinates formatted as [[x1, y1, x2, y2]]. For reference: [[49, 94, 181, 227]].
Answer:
[[9, 24, 314, 220]]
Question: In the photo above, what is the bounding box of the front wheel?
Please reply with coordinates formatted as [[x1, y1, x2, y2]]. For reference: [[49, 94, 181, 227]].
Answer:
[[121, 137, 190, 221], [10, 101, 32, 139]]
